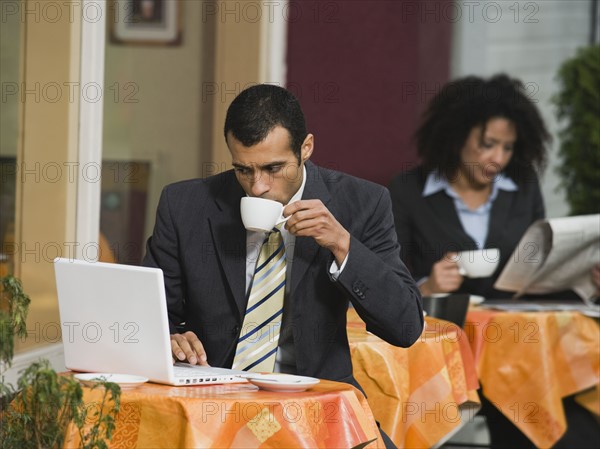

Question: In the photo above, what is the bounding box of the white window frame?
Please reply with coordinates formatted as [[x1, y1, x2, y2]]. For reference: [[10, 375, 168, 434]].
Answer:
[[76, 0, 106, 258]]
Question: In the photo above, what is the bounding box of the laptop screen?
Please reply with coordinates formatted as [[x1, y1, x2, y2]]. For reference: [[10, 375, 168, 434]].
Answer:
[[54, 258, 174, 381]]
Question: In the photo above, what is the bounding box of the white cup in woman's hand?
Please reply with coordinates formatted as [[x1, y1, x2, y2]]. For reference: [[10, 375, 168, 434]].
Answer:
[[456, 248, 500, 278]]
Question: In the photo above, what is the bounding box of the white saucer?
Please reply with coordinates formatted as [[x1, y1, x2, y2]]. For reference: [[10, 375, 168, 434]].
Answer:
[[425, 294, 485, 304], [428, 293, 450, 298], [245, 374, 320, 392], [74, 373, 149, 389], [469, 295, 485, 305]]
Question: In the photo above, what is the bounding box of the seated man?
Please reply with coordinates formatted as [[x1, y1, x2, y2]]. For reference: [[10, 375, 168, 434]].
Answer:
[[143, 84, 423, 448]]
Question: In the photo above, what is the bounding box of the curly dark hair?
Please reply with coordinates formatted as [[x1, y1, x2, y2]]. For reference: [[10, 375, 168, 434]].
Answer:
[[415, 74, 551, 184], [224, 84, 307, 162]]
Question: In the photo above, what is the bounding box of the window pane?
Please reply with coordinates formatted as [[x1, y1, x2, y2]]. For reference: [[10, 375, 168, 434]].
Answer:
[[0, 5, 20, 276], [101, 1, 209, 265]]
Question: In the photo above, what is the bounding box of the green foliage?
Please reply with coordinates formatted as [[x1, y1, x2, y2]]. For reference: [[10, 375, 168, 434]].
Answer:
[[1, 361, 121, 449], [553, 45, 600, 215], [0, 277, 122, 449], [74, 378, 121, 449], [1, 275, 31, 367]]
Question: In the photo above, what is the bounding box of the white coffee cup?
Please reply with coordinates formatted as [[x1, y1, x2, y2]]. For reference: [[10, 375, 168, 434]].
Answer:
[[240, 197, 289, 232], [456, 248, 500, 278]]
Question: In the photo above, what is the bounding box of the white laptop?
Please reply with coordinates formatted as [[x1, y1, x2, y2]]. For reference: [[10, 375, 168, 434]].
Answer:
[[54, 257, 248, 386]]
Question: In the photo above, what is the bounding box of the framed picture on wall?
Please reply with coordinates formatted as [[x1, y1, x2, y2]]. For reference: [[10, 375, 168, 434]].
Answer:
[[110, 0, 182, 46]]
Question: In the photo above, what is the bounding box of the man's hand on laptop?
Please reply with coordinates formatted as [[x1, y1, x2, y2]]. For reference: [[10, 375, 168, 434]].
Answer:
[[171, 331, 209, 366]]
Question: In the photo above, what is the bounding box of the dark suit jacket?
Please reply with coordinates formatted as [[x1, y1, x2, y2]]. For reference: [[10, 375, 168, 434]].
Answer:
[[143, 161, 423, 384], [389, 167, 545, 298]]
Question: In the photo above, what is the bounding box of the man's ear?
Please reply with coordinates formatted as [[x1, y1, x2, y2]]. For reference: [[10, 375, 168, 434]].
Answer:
[[301, 134, 314, 162]]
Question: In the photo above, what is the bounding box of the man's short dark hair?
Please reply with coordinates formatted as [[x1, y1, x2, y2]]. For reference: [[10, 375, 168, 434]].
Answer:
[[224, 84, 308, 162]]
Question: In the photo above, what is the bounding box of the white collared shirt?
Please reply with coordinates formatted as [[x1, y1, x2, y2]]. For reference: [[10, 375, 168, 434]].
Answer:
[[244, 166, 306, 294], [243, 165, 348, 372]]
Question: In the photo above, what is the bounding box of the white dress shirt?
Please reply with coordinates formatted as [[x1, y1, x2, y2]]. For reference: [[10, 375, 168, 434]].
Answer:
[[244, 165, 348, 372]]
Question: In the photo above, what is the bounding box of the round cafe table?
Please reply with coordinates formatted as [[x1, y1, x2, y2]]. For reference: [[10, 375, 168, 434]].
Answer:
[[62, 377, 385, 449]]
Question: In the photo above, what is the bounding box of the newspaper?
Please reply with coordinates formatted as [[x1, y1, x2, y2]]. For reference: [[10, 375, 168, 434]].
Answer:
[[494, 214, 600, 304]]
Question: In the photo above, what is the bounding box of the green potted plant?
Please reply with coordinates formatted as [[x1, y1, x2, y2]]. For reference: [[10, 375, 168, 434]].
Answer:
[[553, 44, 600, 215], [0, 275, 121, 449]]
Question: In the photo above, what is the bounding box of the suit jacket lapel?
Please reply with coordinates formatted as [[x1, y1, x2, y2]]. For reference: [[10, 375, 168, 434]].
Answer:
[[426, 191, 476, 248], [290, 161, 329, 299], [486, 190, 513, 247], [208, 176, 247, 319]]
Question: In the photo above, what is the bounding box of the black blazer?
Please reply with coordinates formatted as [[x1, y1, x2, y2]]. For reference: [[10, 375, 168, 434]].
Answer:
[[143, 161, 423, 384], [389, 167, 545, 298]]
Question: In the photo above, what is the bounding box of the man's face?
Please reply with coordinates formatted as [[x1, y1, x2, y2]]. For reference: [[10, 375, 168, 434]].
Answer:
[[227, 126, 314, 205]]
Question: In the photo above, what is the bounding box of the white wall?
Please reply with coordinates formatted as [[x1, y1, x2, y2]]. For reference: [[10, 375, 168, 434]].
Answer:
[[451, 0, 593, 217]]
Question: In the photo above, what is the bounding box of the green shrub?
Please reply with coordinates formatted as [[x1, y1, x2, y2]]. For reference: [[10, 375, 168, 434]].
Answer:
[[553, 45, 600, 215]]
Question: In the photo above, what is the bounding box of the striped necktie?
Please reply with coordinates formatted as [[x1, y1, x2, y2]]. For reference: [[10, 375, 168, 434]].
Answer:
[[232, 226, 286, 372]]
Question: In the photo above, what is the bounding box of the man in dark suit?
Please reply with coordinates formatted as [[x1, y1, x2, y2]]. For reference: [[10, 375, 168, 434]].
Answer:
[[143, 84, 423, 388]]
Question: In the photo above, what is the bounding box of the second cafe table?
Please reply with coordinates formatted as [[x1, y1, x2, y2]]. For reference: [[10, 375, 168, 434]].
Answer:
[[348, 308, 480, 449], [465, 308, 600, 448]]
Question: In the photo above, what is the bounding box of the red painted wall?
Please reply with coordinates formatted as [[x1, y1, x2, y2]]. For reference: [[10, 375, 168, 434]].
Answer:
[[287, 0, 453, 187]]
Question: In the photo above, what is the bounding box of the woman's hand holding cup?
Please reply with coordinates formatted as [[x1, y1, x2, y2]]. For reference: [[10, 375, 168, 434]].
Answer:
[[420, 253, 464, 296]]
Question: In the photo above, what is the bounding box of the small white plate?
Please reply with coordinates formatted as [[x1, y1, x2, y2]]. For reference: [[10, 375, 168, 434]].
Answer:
[[74, 373, 149, 389], [428, 293, 450, 298], [469, 295, 485, 305], [245, 374, 320, 392]]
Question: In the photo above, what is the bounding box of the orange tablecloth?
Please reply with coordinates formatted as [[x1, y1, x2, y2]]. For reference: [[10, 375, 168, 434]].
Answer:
[[348, 309, 480, 449], [63, 379, 384, 448], [465, 308, 600, 448]]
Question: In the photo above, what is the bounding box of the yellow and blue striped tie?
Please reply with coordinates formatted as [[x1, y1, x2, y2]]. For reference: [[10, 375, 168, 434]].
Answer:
[[233, 227, 286, 372]]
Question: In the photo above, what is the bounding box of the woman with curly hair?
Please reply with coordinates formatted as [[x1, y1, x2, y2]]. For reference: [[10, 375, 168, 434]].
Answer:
[[391, 74, 599, 449], [390, 74, 550, 299]]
